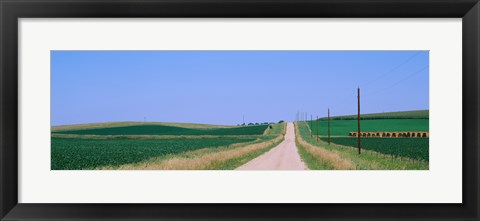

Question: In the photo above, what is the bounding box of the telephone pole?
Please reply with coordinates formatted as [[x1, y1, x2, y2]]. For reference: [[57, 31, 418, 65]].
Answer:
[[357, 87, 361, 154], [316, 115, 319, 142], [328, 108, 330, 145], [310, 115, 313, 137]]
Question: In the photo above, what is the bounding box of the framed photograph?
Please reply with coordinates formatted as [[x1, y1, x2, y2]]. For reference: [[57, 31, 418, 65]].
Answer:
[[1, 0, 478, 220]]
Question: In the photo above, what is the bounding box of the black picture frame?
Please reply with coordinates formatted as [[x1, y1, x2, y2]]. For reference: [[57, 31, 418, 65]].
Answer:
[[1, 0, 479, 220]]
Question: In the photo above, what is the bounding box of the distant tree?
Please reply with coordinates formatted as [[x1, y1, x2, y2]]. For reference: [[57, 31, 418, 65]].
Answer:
[[241, 123, 246, 126], [255, 123, 259, 125], [248, 123, 254, 126], [278, 120, 285, 123], [269, 125, 273, 129]]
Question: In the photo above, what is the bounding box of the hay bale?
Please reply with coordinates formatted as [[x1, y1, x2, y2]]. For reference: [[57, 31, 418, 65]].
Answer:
[[376, 132, 382, 137], [422, 132, 429, 138], [416, 132, 422, 137], [392, 132, 398, 138], [411, 132, 417, 138], [406, 132, 411, 137], [386, 133, 391, 137]]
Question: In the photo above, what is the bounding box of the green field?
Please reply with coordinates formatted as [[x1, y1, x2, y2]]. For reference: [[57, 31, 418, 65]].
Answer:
[[51, 123, 278, 170], [320, 110, 428, 120], [296, 122, 428, 169], [306, 119, 428, 136], [303, 110, 429, 163], [321, 137, 429, 161], [53, 124, 268, 136], [52, 137, 258, 170]]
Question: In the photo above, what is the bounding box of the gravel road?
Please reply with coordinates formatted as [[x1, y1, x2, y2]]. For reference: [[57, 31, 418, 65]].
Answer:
[[236, 123, 307, 170]]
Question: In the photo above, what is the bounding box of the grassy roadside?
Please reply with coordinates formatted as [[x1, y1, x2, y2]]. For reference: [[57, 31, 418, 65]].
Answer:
[[97, 123, 286, 170], [295, 123, 355, 170], [296, 122, 428, 170]]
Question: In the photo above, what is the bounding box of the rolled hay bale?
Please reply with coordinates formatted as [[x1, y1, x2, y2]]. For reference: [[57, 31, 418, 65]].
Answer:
[[362, 133, 367, 137], [422, 132, 429, 138], [411, 132, 417, 138], [417, 132, 422, 137], [351, 132, 357, 137], [348, 132, 353, 136], [371, 133, 376, 137], [382, 132, 387, 137], [406, 132, 411, 137], [386, 132, 391, 137], [392, 132, 398, 138], [376, 132, 382, 137]]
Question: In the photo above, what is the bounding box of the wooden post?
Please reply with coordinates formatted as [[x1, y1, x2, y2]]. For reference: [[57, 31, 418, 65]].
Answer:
[[328, 108, 330, 145], [310, 114, 313, 137], [357, 87, 361, 154], [316, 116, 319, 142]]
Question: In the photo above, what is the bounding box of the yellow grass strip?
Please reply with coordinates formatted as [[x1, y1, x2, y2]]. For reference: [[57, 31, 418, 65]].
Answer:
[[295, 123, 356, 170], [100, 135, 284, 170], [262, 126, 270, 135]]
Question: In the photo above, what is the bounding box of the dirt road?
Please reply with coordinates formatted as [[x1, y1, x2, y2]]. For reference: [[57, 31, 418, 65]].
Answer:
[[236, 122, 307, 170]]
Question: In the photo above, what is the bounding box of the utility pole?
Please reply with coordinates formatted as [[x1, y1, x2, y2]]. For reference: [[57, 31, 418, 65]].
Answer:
[[316, 115, 319, 142], [243, 115, 245, 126], [328, 108, 330, 145], [358, 87, 361, 154], [310, 115, 313, 137]]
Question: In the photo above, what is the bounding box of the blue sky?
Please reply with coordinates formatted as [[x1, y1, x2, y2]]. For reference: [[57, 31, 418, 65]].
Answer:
[[51, 50, 429, 126]]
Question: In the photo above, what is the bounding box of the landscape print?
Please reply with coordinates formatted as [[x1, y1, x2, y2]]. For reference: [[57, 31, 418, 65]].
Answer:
[[51, 51, 429, 170]]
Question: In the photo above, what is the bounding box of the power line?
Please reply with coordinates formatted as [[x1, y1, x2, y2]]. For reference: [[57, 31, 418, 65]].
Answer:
[[363, 51, 422, 87], [367, 65, 428, 96], [330, 52, 423, 111]]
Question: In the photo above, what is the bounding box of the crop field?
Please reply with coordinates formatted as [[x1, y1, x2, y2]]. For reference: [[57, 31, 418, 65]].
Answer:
[[321, 110, 428, 120], [53, 124, 268, 136], [302, 110, 429, 163], [320, 137, 428, 161], [306, 119, 428, 136], [51, 137, 257, 170], [295, 122, 428, 169]]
